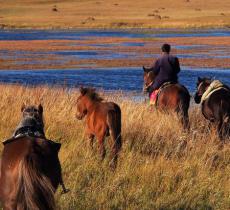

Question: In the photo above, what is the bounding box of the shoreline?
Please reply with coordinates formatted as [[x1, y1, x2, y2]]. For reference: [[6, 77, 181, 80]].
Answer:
[[1, 26, 230, 31]]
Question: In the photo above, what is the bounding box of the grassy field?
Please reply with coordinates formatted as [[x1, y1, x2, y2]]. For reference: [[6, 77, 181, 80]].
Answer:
[[0, 0, 230, 29], [0, 84, 229, 210]]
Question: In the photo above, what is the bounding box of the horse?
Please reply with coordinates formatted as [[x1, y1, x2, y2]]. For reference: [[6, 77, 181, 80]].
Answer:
[[0, 104, 68, 210], [143, 67, 190, 129], [194, 77, 230, 140], [76, 87, 122, 169]]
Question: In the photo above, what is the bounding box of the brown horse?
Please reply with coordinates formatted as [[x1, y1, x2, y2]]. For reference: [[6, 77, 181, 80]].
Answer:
[[76, 87, 122, 168], [143, 67, 190, 129], [194, 77, 230, 140], [0, 104, 68, 210]]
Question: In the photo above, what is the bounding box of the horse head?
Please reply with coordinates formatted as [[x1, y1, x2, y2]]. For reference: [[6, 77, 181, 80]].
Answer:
[[143, 66, 157, 93], [21, 104, 44, 126], [75, 87, 89, 120], [194, 77, 212, 104]]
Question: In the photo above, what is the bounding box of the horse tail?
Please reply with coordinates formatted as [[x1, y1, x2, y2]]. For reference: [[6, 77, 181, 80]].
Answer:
[[107, 104, 122, 168], [177, 85, 190, 129], [16, 151, 56, 210]]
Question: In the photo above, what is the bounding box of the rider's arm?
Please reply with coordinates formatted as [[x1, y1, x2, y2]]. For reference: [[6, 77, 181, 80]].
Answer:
[[174, 57, 180, 74], [151, 59, 160, 74]]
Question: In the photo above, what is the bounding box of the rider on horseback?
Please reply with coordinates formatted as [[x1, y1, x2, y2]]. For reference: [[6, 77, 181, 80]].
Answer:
[[144, 43, 181, 105]]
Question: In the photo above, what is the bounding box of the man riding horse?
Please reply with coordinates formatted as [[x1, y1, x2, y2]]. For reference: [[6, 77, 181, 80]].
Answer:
[[144, 43, 181, 105], [143, 44, 190, 129]]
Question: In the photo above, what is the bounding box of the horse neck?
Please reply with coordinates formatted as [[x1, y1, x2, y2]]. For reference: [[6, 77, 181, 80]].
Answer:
[[84, 97, 99, 113]]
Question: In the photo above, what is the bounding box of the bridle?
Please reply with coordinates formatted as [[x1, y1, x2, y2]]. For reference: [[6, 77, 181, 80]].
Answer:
[[143, 81, 153, 92], [143, 71, 154, 93], [196, 81, 205, 98]]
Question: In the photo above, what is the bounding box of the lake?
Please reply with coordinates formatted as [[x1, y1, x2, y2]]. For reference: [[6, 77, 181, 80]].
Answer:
[[0, 29, 229, 94]]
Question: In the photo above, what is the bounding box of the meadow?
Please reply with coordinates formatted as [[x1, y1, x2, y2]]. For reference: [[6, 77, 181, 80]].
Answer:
[[0, 0, 230, 29], [0, 84, 229, 210]]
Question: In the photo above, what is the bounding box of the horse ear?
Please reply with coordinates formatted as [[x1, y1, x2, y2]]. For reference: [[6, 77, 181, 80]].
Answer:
[[52, 142, 61, 153], [38, 104, 43, 114], [21, 103, 26, 112], [198, 77, 202, 82], [80, 87, 87, 95], [143, 66, 147, 72]]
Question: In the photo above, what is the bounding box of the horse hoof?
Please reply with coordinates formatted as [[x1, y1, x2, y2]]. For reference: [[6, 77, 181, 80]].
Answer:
[[61, 189, 70, 194]]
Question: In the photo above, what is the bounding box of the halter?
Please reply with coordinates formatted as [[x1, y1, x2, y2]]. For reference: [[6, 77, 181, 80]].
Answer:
[[143, 81, 153, 93], [143, 70, 155, 92]]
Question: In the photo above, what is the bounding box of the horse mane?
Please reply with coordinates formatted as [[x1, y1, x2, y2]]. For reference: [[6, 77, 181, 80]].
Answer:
[[198, 77, 212, 83], [16, 141, 56, 210], [80, 87, 103, 102]]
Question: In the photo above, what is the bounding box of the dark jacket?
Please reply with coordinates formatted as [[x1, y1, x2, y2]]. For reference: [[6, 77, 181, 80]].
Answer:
[[149, 53, 180, 93]]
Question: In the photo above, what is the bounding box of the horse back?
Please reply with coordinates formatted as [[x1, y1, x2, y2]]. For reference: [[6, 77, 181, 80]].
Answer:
[[87, 101, 121, 136], [157, 83, 190, 110], [93, 101, 120, 118], [0, 137, 61, 205], [0, 137, 32, 201], [204, 89, 230, 120]]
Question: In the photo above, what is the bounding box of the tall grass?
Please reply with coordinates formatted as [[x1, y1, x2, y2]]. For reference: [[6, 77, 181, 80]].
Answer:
[[0, 84, 229, 210]]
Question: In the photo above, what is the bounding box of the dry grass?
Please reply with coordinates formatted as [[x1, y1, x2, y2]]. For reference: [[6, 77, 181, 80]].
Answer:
[[0, 0, 230, 29], [0, 84, 230, 210]]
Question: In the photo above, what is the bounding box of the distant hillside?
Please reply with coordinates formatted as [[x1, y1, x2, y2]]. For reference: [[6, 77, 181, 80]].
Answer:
[[0, 0, 229, 29]]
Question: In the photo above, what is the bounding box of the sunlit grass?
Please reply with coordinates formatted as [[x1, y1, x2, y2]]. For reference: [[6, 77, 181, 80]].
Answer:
[[0, 84, 229, 210], [0, 0, 230, 29]]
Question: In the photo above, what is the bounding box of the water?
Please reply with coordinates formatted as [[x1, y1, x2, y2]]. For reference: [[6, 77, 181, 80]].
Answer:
[[0, 67, 229, 94], [0, 29, 229, 95], [0, 29, 230, 41]]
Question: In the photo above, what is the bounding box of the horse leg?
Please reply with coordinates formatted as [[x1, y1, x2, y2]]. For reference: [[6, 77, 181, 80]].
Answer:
[[217, 120, 224, 141], [107, 109, 122, 169], [109, 136, 121, 170], [3, 199, 16, 210], [60, 181, 70, 194], [182, 112, 190, 130], [217, 116, 230, 141], [0, 158, 1, 179], [88, 134, 95, 149], [177, 108, 189, 130], [223, 116, 230, 137], [97, 135, 106, 161]]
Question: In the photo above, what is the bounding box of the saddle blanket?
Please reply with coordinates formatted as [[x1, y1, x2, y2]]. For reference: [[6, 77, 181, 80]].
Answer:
[[149, 82, 173, 105], [201, 80, 228, 103]]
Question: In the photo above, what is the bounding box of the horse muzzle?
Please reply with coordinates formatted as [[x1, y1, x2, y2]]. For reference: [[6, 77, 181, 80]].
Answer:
[[76, 111, 87, 120], [76, 113, 84, 120]]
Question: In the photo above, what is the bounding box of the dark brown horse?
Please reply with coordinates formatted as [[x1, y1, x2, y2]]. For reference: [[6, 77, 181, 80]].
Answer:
[[0, 104, 68, 210], [194, 77, 230, 140], [143, 67, 190, 129], [76, 87, 122, 168]]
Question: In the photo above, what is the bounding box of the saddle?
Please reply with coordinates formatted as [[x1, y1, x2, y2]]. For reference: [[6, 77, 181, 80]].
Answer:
[[201, 80, 230, 104], [150, 82, 175, 106]]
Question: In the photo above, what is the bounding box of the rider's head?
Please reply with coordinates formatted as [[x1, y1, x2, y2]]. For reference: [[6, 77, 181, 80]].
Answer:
[[161, 43, 171, 54]]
